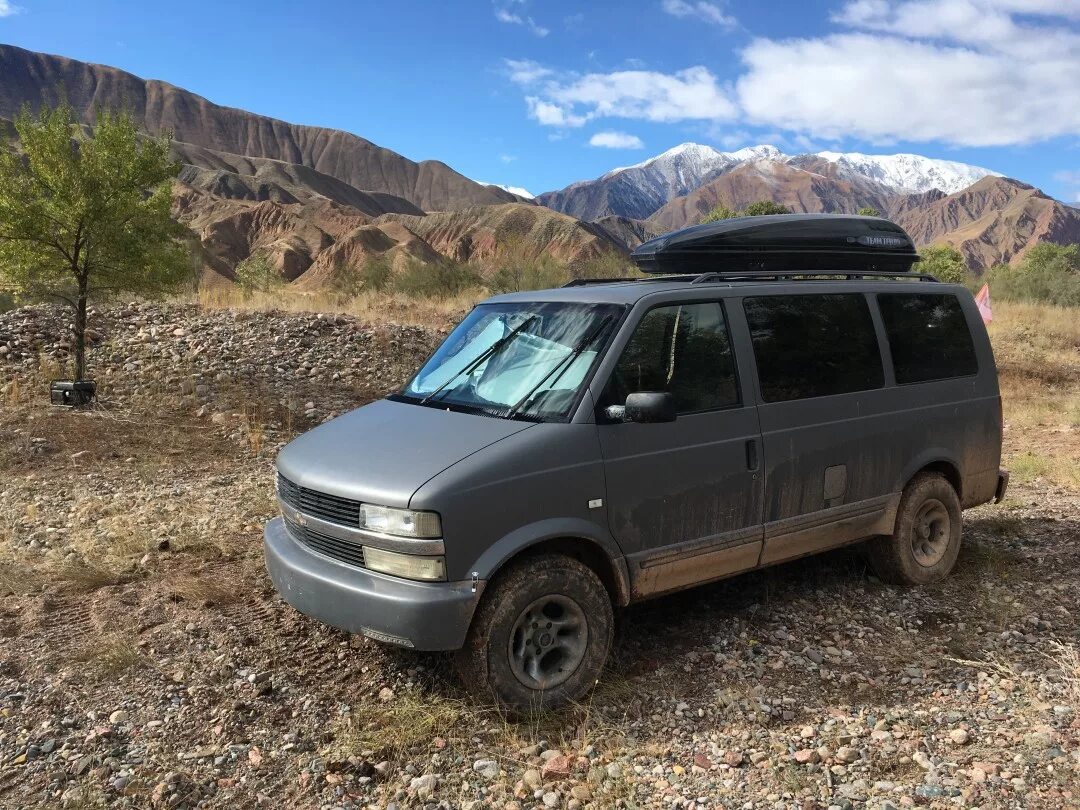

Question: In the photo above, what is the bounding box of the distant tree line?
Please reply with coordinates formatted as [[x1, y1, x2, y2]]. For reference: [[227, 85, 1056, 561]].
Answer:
[[920, 242, 1079, 307]]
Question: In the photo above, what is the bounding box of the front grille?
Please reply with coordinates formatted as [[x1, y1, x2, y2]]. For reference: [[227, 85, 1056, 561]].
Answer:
[[284, 518, 366, 569], [277, 474, 361, 528]]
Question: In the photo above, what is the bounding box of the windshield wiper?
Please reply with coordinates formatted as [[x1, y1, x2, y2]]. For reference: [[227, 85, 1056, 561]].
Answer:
[[419, 315, 538, 406], [503, 314, 614, 420]]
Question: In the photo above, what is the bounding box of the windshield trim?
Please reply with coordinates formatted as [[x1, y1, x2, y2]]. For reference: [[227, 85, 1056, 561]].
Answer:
[[392, 301, 629, 423]]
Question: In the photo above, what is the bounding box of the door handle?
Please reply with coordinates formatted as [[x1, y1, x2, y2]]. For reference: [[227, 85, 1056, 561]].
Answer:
[[745, 439, 759, 472]]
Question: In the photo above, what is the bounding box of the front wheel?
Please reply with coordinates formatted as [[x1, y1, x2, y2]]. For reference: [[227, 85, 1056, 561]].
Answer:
[[867, 472, 962, 586], [455, 553, 613, 711]]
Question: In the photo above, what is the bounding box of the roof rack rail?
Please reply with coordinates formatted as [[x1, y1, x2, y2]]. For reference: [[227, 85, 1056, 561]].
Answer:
[[562, 270, 939, 288], [688, 270, 940, 283], [562, 277, 643, 287]]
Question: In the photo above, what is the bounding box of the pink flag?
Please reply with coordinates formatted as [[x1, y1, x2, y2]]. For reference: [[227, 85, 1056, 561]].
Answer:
[[975, 283, 992, 324]]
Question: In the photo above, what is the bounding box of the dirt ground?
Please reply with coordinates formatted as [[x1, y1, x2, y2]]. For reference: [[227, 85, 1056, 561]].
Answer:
[[0, 301, 1077, 810]]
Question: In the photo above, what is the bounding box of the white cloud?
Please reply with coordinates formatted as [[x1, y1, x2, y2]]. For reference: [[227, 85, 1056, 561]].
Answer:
[[504, 58, 553, 85], [661, 0, 736, 28], [1055, 169, 1080, 202], [735, 0, 1080, 146], [507, 1, 1080, 148], [588, 131, 645, 149], [526, 97, 588, 127], [516, 65, 737, 128], [493, 2, 549, 37], [0, 1, 21, 17], [499, 153, 517, 164]]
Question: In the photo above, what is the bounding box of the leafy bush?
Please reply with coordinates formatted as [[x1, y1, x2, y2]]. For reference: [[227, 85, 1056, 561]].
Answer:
[[741, 200, 792, 217], [701, 204, 738, 223], [917, 244, 971, 285], [857, 206, 882, 217], [234, 253, 284, 295], [701, 200, 790, 223], [985, 243, 1080, 307]]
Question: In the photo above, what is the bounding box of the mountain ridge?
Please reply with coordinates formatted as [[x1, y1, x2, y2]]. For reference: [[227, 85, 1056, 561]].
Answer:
[[0, 42, 515, 213], [538, 141, 1000, 222]]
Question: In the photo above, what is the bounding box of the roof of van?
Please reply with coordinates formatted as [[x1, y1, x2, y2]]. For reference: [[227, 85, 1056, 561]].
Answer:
[[484, 274, 953, 306], [484, 214, 939, 306]]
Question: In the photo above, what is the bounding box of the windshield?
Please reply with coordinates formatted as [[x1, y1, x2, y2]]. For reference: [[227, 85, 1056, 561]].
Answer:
[[400, 302, 622, 421]]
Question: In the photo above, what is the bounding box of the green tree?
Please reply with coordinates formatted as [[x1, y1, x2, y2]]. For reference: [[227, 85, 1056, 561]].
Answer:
[[857, 206, 882, 217], [234, 252, 284, 296], [0, 101, 189, 380], [918, 244, 969, 284]]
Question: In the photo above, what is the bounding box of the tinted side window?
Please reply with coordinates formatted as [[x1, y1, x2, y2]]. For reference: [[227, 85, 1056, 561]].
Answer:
[[607, 302, 739, 413], [744, 294, 884, 402], [878, 293, 978, 384]]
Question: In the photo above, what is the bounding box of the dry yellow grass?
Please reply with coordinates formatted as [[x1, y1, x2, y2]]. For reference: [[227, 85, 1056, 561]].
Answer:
[[988, 301, 1080, 489], [195, 285, 480, 330]]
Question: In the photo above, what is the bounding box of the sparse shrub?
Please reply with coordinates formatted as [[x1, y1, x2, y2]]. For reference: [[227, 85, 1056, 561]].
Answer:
[[986, 243, 1080, 307], [332, 254, 393, 301], [572, 250, 639, 282], [392, 257, 481, 298], [858, 206, 882, 217], [234, 252, 284, 296], [488, 252, 568, 292]]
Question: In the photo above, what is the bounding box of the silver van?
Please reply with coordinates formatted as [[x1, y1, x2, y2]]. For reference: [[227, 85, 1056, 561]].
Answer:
[[265, 215, 1008, 709]]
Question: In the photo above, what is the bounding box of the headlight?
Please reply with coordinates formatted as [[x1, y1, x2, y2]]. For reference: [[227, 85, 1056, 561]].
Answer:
[[358, 504, 442, 538], [364, 547, 446, 581]]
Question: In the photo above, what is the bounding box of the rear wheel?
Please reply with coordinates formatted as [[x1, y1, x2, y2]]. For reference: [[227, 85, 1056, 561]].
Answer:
[[455, 553, 613, 711], [867, 473, 962, 586]]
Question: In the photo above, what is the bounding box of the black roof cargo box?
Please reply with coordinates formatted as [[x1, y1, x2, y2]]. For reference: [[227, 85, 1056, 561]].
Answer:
[[630, 214, 920, 275]]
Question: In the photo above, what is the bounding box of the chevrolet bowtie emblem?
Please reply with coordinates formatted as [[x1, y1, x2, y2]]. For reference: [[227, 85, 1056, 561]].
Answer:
[[294, 509, 307, 526]]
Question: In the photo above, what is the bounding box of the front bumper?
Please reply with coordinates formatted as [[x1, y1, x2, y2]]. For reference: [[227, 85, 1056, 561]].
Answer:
[[263, 517, 482, 651]]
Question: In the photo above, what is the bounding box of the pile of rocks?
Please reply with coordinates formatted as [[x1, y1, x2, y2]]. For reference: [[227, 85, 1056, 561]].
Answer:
[[0, 302, 441, 420]]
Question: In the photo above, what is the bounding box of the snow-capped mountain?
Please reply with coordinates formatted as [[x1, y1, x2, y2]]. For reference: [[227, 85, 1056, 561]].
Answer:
[[538, 143, 785, 221], [536, 142, 998, 221], [481, 183, 535, 200], [811, 151, 999, 195]]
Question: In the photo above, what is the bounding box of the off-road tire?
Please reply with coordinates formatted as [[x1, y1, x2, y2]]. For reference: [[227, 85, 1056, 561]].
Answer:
[[455, 553, 613, 712], [867, 473, 962, 586]]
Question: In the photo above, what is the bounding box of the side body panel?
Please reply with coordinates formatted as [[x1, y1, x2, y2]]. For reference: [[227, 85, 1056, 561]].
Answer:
[[589, 293, 766, 599], [742, 285, 1001, 567], [409, 422, 629, 594]]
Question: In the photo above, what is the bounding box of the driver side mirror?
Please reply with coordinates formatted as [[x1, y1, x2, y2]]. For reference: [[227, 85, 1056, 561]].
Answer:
[[623, 391, 676, 424]]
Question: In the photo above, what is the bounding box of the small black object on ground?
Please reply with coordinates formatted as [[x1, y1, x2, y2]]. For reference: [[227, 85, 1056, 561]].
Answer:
[[50, 380, 96, 407]]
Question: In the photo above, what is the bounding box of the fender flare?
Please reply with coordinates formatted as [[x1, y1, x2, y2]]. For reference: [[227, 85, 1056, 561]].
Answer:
[[899, 448, 963, 496], [470, 517, 631, 606]]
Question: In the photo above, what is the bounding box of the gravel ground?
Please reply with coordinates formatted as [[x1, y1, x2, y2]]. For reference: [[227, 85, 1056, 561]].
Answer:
[[0, 303, 1077, 810]]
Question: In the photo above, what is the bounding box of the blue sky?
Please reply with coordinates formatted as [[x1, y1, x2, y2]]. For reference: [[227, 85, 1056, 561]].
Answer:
[[1, 0, 1078, 201]]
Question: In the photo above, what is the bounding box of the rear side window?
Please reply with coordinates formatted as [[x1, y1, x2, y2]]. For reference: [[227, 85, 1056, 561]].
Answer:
[[744, 294, 884, 402], [607, 302, 739, 413], [878, 293, 978, 384]]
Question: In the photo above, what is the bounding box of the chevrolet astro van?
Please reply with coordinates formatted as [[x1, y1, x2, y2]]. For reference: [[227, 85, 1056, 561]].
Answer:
[[265, 214, 1008, 709]]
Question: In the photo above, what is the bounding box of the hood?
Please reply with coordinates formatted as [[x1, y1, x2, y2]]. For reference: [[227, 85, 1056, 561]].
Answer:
[[275, 398, 535, 508]]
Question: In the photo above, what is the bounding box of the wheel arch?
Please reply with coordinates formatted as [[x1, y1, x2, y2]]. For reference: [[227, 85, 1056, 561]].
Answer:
[[471, 519, 631, 607], [900, 452, 963, 500]]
